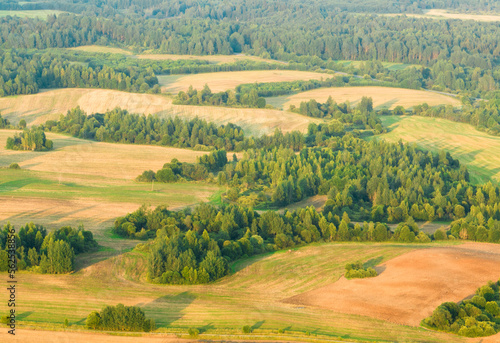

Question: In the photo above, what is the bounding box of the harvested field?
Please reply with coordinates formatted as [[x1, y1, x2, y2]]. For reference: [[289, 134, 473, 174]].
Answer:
[[0, 130, 206, 180], [386, 9, 500, 22], [0, 89, 317, 135], [285, 243, 500, 327], [377, 115, 500, 184], [268, 86, 460, 110], [0, 10, 68, 18], [5, 330, 192, 343], [158, 70, 329, 93]]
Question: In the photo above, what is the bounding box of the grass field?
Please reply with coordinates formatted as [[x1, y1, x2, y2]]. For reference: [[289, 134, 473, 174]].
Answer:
[[387, 9, 500, 22], [0, 129, 220, 235], [67, 45, 133, 55], [158, 70, 330, 93], [0, 89, 318, 135], [336, 60, 419, 71], [376, 115, 500, 185], [1, 241, 486, 343], [267, 86, 461, 110], [138, 53, 286, 65], [0, 10, 68, 18]]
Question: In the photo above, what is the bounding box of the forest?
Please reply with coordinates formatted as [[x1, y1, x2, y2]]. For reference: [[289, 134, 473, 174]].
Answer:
[[5, 127, 53, 151], [0, 223, 98, 274]]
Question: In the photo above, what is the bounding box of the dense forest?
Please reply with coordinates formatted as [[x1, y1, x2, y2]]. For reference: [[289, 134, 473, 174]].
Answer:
[[0, 223, 97, 274], [422, 280, 500, 337]]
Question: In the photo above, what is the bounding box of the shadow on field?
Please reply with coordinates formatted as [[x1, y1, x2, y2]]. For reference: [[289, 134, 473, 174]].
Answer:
[[364, 256, 386, 274], [252, 320, 265, 330], [140, 292, 196, 327]]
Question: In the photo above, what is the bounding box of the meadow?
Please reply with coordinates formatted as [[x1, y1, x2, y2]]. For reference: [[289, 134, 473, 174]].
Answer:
[[376, 115, 500, 185], [0, 129, 220, 235], [0, 89, 318, 136], [1, 240, 492, 343], [158, 70, 330, 93], [266, 86, 461, 110]]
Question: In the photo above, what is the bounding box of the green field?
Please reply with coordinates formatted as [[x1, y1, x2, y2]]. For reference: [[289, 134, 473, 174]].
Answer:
[[375, 115, 500, 185]]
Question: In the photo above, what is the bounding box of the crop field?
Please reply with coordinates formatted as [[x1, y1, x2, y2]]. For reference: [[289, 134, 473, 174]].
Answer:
[[376, 116, 500, 185], [0, 89, 318, 135], [266, 86, 461, 110], [287, 243, 500, 327], [1, 241, 490, 343], [158, 70, 330, 93], [0, 10, 68, 18], [387, 9, 500, 22], [0, 130, 220, 235]]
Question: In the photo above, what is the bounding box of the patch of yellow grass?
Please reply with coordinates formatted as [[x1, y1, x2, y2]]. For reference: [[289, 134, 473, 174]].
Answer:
[[158, 70, 330, 93], [138, 53, 284, 65], [274, 86, 460, 110], [0, 130, 206, 180], [0, 89, 318, 135], [68, 45, 133, 55], [386, 9, 500, 22]]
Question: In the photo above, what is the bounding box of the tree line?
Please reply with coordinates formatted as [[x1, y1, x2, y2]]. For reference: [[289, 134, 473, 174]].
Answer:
[[0, 223, 97, 274], [422, 280, 500, 337], [174, 85, 267, 109]]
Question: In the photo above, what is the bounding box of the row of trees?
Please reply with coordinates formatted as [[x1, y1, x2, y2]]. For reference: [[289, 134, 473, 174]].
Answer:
[[0, 223, 97, 274], [422, 280, 500, 337], [0, 50, 160, 97], [174, 85, 267, 108]]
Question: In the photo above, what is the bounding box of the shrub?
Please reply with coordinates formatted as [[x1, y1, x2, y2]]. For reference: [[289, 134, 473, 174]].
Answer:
[[188, 327, 199, 337], [8, 163, 20, 169], [242, 325, 252, 333]]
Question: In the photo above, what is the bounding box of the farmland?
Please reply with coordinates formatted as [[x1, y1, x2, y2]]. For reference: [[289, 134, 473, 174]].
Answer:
[[376, 115, 500, 185], [0, 129, 220, 233], [0, 89, 318, 135], [158, 70, 330, 93], [0, 10, 68, 18], [267, 86, 461, 110], [1, 240, 493, 342]]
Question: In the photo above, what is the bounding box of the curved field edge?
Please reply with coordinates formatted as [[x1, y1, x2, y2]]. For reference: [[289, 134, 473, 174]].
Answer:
[[0, 88, 318, 136], [267, 86, 461, 110], [0, 241, 488, 343]]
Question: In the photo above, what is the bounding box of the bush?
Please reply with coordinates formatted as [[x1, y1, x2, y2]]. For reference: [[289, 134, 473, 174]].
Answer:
[[345, 261, 378, 279], [8, 163, 20, 169], [188, 327, 199, 337], [86, 304, 154, 332], [242, 325, 252, 333]]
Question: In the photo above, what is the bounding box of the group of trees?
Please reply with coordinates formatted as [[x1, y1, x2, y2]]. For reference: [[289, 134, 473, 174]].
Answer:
[[0, 223, 97, 274], [114, 202, 398, 284], [0, 50, 160, 97], [86, 304, 155, 332], [174, 85, 266, 109], [422, 280, 500, 337], [6, 127, 53, 151], [344, 261, 378, 279], [290, 96, 384, 132], [137, 150, 228, 183]]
